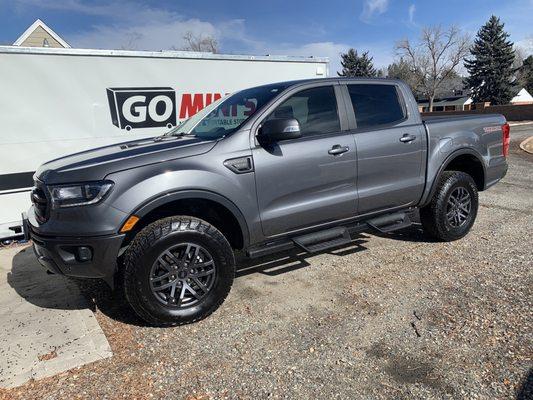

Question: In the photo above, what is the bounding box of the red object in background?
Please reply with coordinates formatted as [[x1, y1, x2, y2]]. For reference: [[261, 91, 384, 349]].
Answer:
[[502, 122, 510, 157]]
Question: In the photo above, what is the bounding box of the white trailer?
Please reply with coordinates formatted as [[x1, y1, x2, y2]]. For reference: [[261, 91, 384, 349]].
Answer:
[[0, 46, 329, 238]]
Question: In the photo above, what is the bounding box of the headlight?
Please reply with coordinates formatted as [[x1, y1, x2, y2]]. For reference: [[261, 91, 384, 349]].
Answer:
[[49, 181, 114, 208]]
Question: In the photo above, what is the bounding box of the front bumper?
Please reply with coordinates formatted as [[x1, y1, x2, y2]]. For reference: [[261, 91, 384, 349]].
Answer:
[[23, 215, 124, 287]]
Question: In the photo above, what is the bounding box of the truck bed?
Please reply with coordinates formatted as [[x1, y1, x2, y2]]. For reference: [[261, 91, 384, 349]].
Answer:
[[422, 113, 502, 123], [419, 112, 508, 203]]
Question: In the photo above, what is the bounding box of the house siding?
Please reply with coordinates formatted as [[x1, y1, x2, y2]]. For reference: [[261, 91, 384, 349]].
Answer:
[[19, 26, 64, 48]]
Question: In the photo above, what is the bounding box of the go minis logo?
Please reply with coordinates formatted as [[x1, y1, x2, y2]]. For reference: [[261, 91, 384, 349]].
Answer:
[[106, 87, 177, 131]]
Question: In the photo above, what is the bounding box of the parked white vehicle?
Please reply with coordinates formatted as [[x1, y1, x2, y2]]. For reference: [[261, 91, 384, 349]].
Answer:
[[0, 46, 328, 238]]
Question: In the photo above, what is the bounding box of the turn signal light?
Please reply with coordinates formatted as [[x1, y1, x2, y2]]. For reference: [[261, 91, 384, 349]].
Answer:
[[120, 215, 139, 233]]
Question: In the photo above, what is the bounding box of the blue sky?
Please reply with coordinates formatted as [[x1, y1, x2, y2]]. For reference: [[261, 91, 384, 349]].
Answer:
[[1, 0, 532, 74]]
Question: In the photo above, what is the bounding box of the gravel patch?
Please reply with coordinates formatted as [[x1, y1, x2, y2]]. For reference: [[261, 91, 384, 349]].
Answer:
[[1, 126, 531, 400]]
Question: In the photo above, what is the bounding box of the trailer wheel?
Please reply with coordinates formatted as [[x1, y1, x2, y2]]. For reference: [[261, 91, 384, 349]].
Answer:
[[420, 171, 479, 241], [122, 216, 235, 326]]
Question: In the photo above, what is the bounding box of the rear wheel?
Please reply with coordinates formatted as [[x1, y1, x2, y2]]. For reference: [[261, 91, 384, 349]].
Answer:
[[123, 216, 235, 326], [420, 171, 479, 241]]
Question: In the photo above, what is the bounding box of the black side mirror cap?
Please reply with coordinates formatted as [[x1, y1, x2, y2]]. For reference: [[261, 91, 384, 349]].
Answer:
[[259, 118, 301, 143]]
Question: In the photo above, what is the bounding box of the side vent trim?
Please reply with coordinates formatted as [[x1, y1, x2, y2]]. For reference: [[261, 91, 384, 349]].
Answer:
[[224, 156, 254, 174]]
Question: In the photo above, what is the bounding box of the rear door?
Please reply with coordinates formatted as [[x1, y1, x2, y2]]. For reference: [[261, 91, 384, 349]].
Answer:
[[343, 82, 426, 214], [252, 83, 357, 237]]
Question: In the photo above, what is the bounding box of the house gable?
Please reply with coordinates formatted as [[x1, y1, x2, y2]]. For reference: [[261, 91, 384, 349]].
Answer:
[[511, 88, 533, 105], [13, 19, 70, 48]]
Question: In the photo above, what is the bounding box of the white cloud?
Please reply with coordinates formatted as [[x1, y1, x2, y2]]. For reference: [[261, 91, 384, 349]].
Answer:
[[269, 42, 394, 75], [70, 18, 218, 50], [71, 24, 392, 76], [268, 42, 350, 76], [15, 0, 394, 75], [17, 0, 220, 50], [361, 0, 389, 22], [408, 4, 416, 24], [34, 2, 353, 73]]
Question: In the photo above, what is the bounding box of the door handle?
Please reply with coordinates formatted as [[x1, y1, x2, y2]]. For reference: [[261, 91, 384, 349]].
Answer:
[[399, 134, 416, 143], [328, 144, 350, 155]]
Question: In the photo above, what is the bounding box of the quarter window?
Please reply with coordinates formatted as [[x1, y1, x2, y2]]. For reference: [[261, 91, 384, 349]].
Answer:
[[347, 84, 405, 128], [266, 86, 340, 136]]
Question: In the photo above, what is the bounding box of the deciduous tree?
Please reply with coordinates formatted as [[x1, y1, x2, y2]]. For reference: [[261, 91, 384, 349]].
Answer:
[[181, 31, 218, 53], [387, 58, 423, 97], [517, 55, 533, 94], [396, 26, 470, 111]]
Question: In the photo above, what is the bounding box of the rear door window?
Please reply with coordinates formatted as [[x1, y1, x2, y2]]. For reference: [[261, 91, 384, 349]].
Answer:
[[347, 84, 405, 129]]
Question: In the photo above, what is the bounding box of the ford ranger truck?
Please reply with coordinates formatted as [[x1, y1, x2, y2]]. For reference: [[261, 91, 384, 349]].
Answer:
[[24, 78, 509, 326]]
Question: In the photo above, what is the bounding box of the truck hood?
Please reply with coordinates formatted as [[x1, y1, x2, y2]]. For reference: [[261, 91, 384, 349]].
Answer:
[[36, 135, 217, 184]]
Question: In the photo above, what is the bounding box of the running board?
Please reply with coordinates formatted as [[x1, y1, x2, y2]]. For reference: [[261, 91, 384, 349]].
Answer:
[[366, 212, 412, 233], [245, 211, 412, 259], [292, 227, 352, 253]]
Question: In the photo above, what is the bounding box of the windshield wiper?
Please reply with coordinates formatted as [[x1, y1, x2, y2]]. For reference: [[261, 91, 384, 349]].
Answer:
[[165, 131, 186, 137], [154, 131, 196, 141]]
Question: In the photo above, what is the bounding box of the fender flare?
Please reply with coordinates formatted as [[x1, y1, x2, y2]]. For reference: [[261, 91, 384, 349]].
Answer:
[[131, 189, 250, 248], [421, 148, 487, 207]]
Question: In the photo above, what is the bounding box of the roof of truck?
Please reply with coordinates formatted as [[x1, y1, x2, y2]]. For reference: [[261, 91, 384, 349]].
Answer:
[[263, 76, 405, 89]]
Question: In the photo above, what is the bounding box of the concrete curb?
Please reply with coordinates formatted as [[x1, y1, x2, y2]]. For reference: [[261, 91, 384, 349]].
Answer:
[[519, 136, 533, 154], [509, 121, 533, 127]]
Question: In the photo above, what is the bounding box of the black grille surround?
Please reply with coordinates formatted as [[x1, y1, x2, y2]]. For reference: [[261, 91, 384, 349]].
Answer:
[[31, 179, 49, 223]]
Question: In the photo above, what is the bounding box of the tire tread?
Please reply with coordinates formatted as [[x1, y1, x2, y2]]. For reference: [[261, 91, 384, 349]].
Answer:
[[123, 216, 234, 327], [420, 171, 478, 242]]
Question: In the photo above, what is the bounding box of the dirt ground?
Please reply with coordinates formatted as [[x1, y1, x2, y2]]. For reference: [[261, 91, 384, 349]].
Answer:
[[1, 125, 531, 400]]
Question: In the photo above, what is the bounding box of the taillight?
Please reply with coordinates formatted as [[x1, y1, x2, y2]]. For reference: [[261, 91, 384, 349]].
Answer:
[[502, 122, 510, 157]]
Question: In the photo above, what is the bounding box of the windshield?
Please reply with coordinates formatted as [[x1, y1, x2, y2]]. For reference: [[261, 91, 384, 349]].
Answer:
[[165, 83, 290, 139]]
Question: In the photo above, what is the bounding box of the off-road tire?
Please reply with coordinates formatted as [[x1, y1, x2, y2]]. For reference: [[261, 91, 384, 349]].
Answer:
[[123, 216, 235, 326], [420, 171, 479, 241]]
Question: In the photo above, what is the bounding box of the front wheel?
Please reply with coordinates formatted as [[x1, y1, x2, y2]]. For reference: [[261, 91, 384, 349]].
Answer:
[[122, 216, 235, 326], [420, 171, 479, 241]]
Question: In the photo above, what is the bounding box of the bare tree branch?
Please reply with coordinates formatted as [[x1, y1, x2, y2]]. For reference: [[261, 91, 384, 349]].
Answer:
[[396, 25, 470, 111], [180, 31, 218, 53], [120, 32, 142, 50]]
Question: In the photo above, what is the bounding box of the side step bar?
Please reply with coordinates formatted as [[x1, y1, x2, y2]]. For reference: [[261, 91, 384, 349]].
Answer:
[[293, 227, 351, 253], [246, 210, 413, 259], [366, 212, 411, 234]]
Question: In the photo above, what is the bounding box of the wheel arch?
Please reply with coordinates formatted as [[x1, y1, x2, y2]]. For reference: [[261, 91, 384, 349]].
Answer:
[[422, 149, 486, 207], [123, 190, 250, 250]]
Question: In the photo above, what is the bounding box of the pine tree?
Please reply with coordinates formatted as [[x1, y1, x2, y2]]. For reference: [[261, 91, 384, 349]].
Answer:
[[338, 49, 377, 77], [464, 16, 515, 105]]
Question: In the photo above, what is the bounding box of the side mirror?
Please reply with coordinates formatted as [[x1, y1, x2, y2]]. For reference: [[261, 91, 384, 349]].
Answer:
[[259, 118, 301, 143]]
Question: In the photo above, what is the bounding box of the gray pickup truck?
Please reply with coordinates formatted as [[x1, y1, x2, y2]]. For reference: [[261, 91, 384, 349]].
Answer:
[[25, 78, 509, 326]]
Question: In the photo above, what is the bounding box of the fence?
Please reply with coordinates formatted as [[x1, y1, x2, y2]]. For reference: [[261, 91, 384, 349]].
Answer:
[[421, 104, 533, 121]]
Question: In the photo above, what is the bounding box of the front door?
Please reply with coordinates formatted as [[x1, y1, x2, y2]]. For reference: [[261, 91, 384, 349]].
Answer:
[[252, 85, 357, 237], [344, 83, 426, 214]]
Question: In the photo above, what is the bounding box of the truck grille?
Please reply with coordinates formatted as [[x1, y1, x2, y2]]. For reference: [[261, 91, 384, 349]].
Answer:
[[31, 180, 49, 223]]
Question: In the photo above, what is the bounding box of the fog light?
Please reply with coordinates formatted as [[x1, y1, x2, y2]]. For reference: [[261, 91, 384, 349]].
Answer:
[[76, 246, 92, 262]]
